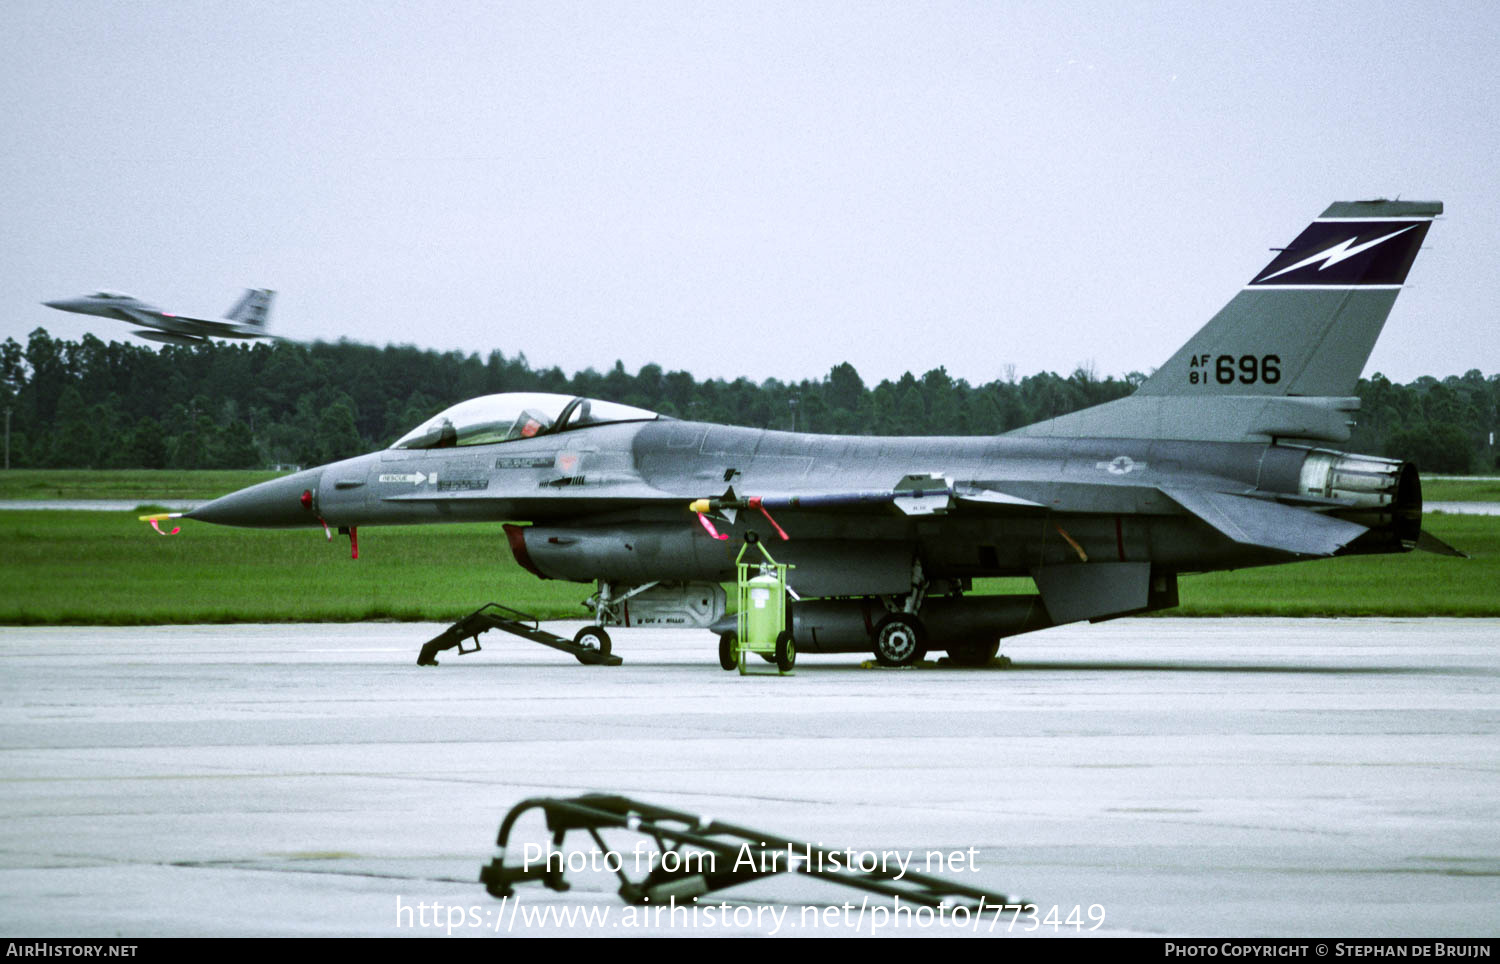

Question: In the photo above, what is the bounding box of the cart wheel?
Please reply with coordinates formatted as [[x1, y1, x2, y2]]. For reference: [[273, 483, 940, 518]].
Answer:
[[872, 613, 925, 667], [775, 631, 796, 673], [573, 626, 611, 664], [718, 632, 738, 671]]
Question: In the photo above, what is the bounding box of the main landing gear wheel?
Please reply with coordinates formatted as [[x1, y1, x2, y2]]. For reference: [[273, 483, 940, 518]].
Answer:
[[573, 626, 612, 665], [775, 631, 796, 673], [946, 636, 1001, 668], [718, 633, 738, 671], [872, 613, 925, 667]]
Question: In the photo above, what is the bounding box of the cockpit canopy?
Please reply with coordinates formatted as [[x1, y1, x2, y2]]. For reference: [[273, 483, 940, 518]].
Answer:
[[389, 392, 660, 450]]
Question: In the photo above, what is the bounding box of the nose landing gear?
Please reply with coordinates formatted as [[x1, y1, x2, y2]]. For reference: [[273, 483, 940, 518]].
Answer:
[[871, 612, 925, 667]]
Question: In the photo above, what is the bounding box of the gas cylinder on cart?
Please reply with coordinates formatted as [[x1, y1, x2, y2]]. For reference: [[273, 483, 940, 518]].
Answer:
[[743, 568, 785, 647]]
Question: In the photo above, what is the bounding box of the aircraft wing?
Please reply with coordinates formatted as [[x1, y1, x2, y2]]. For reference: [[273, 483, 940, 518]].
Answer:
[[747, 479, 1372, 559], [376, 470, 1048, 521], [116, 305, 169, 328], [683, 475, 1049, 524], [181, 317, 242, 331], [1160, 486, 1368, 556], [117, 305, 239, 333], [376, 470, 1369, 561]]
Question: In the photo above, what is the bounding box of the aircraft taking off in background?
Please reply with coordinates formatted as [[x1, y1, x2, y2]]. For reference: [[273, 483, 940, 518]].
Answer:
[[43, 288, 275, 347], [164, 200, 1463, 670]]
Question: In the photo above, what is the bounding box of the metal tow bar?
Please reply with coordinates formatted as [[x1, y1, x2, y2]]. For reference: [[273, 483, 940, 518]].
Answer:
[[416, 603, 622, 667], [480, 793, 1025, 910]]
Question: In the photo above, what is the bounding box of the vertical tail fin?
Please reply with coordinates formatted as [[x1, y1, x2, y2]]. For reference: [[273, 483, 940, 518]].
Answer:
[[1010, 200, 1441, 443], [225, 288, 275, 330], [1136, 200, 1439, 398]]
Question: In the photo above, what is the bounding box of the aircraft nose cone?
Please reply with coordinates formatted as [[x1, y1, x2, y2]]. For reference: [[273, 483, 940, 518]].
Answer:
[[188, 468, 324, 529]]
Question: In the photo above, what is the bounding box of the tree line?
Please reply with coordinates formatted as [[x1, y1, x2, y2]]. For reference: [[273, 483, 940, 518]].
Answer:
[[2, 328, 1495, 474]]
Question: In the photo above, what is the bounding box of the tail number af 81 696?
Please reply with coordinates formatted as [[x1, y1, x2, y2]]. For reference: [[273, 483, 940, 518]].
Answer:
[[1188, 354, 1281, 386]]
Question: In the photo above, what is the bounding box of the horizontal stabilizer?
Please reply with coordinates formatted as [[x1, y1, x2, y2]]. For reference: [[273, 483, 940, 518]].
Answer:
[[1416, 529, 1468, 558], [1161, 487, 1367, 556]]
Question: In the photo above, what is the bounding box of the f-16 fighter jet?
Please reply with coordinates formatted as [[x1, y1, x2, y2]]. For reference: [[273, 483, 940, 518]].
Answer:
[[168, 200, 1461, 667]]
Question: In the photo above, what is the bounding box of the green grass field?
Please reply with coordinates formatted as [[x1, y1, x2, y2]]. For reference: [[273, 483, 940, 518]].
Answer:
[[1423, 478, 1500, 502], [0, 469, 286, 502], [0, 509, 1495, 625], [0, 511, 588, 624], [1173, 513, 1498, 616]]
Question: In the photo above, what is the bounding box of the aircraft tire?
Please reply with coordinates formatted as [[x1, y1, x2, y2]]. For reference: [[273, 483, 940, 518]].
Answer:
[[945, 636, 1000, 668], [775, 631, 796, 673], [573, 626, 611, 664], [718, 633, 738, 671], [872, 613, 925, 667]]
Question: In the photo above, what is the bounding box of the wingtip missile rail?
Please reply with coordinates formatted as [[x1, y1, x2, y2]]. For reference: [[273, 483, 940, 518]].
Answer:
[[137, 512, 184, 536]]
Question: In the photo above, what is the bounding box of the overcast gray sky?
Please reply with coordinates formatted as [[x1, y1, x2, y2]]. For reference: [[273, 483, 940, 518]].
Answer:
[[3, 1, 1495, 388]]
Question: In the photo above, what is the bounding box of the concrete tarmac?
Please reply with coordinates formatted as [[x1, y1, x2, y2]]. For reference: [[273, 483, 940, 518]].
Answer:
[[1, 618, 1497, 937], [1427, 502, 1500, 516]]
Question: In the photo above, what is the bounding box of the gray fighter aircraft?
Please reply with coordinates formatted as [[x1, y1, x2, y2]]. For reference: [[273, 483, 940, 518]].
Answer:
[[43, 288, 275, 347], [167, 200, 1461, 667]]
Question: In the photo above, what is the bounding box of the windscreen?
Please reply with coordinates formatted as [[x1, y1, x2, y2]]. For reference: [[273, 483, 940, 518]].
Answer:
[[389, 393, 658, 449]]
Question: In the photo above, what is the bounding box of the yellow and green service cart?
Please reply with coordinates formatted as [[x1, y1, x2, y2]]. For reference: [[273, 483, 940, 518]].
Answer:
[[720, 535, 795, 675]]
